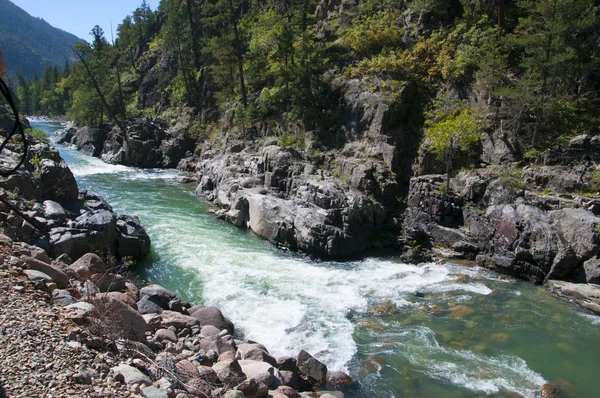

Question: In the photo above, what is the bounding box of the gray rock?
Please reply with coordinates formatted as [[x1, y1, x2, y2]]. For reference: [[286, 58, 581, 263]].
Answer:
[[20, 255, 69, 288], [140, 284, 176, 309], [43, 200, 67, 222], [238, 360, 276, 387], [55, 253, 72, 265], [72, 365, 99, 385], [212, 360, 246, 386], [137, 296, 165, 314], [112, 363, 151, 385], [141, 386, 168, 398], [93, 296, 147, 341], [547, 280, 600, 315], [69, 253, 107, 282], [239, 347, 278, 367], [175, 359, 200, 383], [584, 257, 600, 284], [200, 325, 220, 337], [23, 269, 52, 283], [326, 371, 355, 391], [116, 215, 151, 259], [190, 306, 234, 335], [296, 350, 327, 386], [63, 301, 95, 324], [90, 273, 126, 292], [199, 335, 235, 355], [160, 310, 200, 330], [154, 328, 177, 343], [52, 289, 77, 306], [223, 391, 245, 398]]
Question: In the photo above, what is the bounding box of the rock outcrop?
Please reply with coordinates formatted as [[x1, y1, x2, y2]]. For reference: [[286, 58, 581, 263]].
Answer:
[[0, 137, 150, 261], [190, 144, 390, 258], [56, 115, 195, 169]]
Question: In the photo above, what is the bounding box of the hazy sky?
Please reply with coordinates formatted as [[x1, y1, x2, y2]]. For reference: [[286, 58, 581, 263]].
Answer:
[[11, 0, 157, 41]]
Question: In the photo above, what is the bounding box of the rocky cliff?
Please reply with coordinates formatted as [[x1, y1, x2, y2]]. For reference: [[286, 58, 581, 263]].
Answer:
[[404, 135, 600, 313]]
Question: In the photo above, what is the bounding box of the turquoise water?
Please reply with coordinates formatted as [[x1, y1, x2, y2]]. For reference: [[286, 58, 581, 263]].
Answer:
[[35, 121, 600, 397]]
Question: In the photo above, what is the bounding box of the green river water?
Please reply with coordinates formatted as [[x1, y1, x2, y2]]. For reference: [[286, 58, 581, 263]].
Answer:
[[35, 121, 600, 398]]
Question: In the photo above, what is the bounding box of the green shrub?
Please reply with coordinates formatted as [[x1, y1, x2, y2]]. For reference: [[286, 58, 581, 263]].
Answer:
[[26, 128, 49, 143]]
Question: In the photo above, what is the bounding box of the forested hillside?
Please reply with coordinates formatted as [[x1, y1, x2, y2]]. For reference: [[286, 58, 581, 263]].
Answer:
[[19, 0, 600, 156], [0, 0, 81, 79]]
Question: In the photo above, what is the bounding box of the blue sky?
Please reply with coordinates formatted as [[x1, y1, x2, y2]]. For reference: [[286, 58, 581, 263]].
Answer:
[[11, 0, 157, 41]]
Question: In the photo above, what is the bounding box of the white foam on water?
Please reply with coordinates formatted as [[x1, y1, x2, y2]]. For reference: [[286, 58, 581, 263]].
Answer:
[[396, 327, 546, 397], [578, 312, 600, 325], [167, 249, 498, 372]]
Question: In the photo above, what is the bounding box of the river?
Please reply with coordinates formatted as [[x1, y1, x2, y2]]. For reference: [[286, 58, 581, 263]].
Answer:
[[35, 120, 600, 397]]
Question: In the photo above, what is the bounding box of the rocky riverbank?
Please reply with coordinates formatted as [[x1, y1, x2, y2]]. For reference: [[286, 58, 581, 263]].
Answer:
[[403, 135, 600, 314], [0, 233, 355, 398], [0, 135, 150, 261]]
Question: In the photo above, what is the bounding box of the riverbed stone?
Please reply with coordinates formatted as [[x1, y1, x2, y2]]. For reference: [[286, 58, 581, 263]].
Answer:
[[160, 310, 199, 329], [190, 306, 234, 335], [137, 296, 164, 314], [154, 328, 177, 343], [112, 363, 151, 385], [296, 350, 327, 386], [20, 255, 69, 288], [326, 371, 355, 391], [140, 284, 176, 308], [69, 253, 107, 282], [547, 280, 600, 315], [52, 289, 77, 306], [212, 359, 246, 386], [274, 386, 302, 398], [23, 269, 52, 283], [238, 360, 277, 387]]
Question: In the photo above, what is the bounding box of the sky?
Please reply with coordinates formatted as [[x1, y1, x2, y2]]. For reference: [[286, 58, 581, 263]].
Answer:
[[11, 0, 157, 42]]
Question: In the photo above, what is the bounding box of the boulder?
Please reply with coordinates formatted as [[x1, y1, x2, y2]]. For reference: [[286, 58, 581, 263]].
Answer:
[[238, 360, 277, 387], [326, 371, 355, 391], [236, 379, 269, 398], [154, 328, 177, 343], [137, 296, 165, 314], [190, 306, 234, 335], [199, 335, 235, 355], [23, 269, 52, 283], [42, 200, 67, 222], [52, 289, 77, 306], [100, 291, 136, 307], [92, 296, 147, 341], [584, 256, 600, 284], [160, 310, 199, 330], [200, 325, 221, 337], [176, 359, 200, 383], [111, 363, 151, 385], [296, 350, 327, 386], [274, 386, 302, 398], [212, 360, 246, 386], [239, 347, 278, 367], [90, 273, 126, 292], [69, 253, 107, 282], [140, 284, 176, 309], [116, 215, 151, 259], [20, 255, 69, 288], [547, 280, 600, 315]]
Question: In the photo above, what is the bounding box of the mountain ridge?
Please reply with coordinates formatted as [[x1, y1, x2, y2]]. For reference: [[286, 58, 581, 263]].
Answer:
[[0, 0, 83, 79]]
